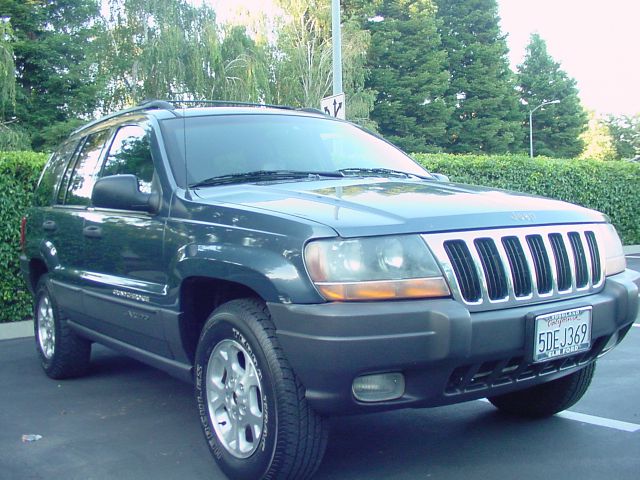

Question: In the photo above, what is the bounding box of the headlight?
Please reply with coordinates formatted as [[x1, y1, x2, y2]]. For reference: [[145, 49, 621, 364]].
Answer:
[[601, 224, 626, 276], [304, 235, 450, 301]]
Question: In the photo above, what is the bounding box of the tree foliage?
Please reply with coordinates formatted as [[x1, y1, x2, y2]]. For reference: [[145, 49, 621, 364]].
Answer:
[[101, 0, 272, 109], [0, 18, 15, 119], [518, 33, 587, 158], [605, 114, 640, 160], [579, 111, 617, 161], [363, 0, 451, 153], [0, 0, 104, 151], [271, 0, 374, 126], [434, 0, 522, 153]]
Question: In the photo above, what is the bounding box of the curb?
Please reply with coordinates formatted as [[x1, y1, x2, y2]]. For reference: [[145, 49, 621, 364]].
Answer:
[[0, 319, 34, 341], [624, 245, 640, 255]]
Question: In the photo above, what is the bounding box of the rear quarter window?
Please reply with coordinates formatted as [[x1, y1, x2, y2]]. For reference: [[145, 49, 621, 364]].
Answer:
[[33, 140, 80, 206], [60, 129, 112, 206]]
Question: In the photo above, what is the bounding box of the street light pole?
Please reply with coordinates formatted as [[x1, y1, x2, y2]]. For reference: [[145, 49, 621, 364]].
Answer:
[[331, 0, 343, 95], [529, 100, 560, 158]]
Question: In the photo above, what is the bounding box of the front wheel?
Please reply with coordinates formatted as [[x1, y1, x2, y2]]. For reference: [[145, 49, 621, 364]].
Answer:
[[488, 362, 596, 418], [194, 298, 328, 480]]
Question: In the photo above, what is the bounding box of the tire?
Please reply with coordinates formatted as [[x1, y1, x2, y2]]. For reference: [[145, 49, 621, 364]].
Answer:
[[34, 275, 91, 379], [194, 298, 328, 480], [488, 362, 596, 418]]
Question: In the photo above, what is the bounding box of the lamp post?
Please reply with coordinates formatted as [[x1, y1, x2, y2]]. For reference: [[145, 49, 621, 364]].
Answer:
[[331, 0, 343, 95], [529, 100, 560, 158]]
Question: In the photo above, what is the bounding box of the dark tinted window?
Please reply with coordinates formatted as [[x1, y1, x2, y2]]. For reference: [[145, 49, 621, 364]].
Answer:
[[34, 140, 79, 206], [63, 129, 111, 206], [160, 114, 430, 187], [101, 125, 154, 193]]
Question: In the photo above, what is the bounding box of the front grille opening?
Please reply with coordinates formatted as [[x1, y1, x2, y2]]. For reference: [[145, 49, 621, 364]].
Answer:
[[526, 235, 553, 294], [474, 238, 508, 300], [585, 231, 602, 283], [444, 240, 481, 302], [568, 232, 589, 288], [549, 233, 571, 291], [502, 236, 532, 297]]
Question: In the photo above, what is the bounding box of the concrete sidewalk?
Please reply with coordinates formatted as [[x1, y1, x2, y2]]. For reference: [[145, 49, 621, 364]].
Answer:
[[624, 245, 640, 255], [0, 319, 33, 340]]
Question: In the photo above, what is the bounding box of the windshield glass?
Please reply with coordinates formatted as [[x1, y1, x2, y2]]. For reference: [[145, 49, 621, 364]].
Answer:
[[160, 113, 431, 187]]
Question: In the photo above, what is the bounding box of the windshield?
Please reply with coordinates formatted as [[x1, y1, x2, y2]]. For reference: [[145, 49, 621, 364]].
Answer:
[[160, 113, 431, 187]]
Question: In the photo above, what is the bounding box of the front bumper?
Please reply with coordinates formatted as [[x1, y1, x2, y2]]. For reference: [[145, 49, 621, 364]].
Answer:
[[268, 269, 639, 415]]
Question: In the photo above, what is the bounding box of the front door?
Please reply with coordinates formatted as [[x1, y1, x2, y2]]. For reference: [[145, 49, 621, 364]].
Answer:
[[80, 123, 170, 356]]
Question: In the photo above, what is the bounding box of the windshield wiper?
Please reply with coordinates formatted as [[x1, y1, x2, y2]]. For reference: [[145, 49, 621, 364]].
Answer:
[[338, 167, 432, 180], [190, 170, 344, 188]]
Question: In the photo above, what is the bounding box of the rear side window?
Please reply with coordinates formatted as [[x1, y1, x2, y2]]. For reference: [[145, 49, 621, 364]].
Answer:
[[61, 129, 111, 206], [101, 125, 154, 193], [33, 140, 79, 206]]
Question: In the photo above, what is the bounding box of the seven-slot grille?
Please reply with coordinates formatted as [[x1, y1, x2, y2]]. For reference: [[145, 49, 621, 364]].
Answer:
[[424, 225, 605, 311]]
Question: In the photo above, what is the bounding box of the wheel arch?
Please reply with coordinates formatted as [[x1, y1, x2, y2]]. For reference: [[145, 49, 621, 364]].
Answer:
[[177, 275, 266, 364]]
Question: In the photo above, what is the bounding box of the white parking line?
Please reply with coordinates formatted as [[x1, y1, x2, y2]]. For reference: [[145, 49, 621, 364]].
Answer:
[[556, 411, 640, 433], [626, 254, 640, 259], [478, 399, 640, 433], [633, 324, 640, 328]]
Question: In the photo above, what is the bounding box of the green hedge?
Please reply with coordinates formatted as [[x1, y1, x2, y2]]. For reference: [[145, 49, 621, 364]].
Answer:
[[1, 151, 638, 323], [413, 153, 640, 245], [0, 151, 48, 323]]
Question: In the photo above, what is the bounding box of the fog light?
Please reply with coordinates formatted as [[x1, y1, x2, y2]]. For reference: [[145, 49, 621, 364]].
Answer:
[[598, 331, 619, 357], [352, 373, 405, 402]]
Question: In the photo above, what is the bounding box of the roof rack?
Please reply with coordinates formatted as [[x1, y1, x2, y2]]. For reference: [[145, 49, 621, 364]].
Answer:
[[169, 99, 296, 111], [70, 99, 179, 135], [71, 98, 329, 136]]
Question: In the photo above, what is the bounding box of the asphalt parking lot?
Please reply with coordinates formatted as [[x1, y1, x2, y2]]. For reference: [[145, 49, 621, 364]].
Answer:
[[1, 254, 639, 480]]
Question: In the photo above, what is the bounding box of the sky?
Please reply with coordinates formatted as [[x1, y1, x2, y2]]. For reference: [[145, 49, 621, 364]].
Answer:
[[498, 0, 639, 117], [197, 0, 640, 117]]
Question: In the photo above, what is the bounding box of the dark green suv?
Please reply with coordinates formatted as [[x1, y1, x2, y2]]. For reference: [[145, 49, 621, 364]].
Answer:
[[20, 100, 639, 480]]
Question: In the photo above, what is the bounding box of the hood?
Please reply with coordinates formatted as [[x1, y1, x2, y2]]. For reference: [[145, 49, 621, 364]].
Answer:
[[193, 178, 607, 237]]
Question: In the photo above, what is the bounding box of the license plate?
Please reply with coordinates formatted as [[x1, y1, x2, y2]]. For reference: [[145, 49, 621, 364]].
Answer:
[[533, 307, 592, 363]]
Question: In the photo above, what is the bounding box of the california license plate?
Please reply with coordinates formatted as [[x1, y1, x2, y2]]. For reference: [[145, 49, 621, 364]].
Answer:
[[533, 307, 592, 363]]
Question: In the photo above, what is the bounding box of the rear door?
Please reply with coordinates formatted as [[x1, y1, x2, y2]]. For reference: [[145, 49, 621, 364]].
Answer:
[[41, 129, 112, 320], [80, 123, 170, 356]]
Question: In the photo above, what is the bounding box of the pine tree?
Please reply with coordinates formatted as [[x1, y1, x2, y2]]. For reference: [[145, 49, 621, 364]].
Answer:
[[518, 33, 587, 158], [0, 0, 104, 150], [435, 0, 522, 153], [364, 0, 451, 153]]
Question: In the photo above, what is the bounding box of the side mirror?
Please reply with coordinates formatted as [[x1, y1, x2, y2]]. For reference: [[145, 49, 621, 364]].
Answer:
[[92, 175, 158, 212], [431, 173, 450, 182]]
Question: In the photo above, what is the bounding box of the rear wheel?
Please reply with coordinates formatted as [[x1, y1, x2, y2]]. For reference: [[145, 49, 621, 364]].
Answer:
[[488, 362, 596, 418], [34, 276, 91, 379], [194, 298, 328, 480]]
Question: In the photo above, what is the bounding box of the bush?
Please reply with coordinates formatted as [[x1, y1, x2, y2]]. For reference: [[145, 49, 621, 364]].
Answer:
[[413, 153, 640, 245], [0, 151, 48, 323]]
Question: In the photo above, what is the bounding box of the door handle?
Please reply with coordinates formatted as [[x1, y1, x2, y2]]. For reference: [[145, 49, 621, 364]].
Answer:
[[42, 220, 57, 232], [83, 226, 102, 239]]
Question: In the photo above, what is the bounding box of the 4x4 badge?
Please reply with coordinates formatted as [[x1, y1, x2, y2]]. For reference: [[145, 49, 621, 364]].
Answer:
[[112, 289, 150, 303]]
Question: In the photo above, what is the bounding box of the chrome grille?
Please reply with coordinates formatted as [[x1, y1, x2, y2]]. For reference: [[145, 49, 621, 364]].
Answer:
[[424, 225, 606, 311]]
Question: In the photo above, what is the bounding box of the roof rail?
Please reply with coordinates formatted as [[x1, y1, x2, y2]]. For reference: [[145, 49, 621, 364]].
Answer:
[[70, 99, 178, 135], [168, 99, 295, 111], [297, 107, 327, 116], [70, 99, 328, 137]]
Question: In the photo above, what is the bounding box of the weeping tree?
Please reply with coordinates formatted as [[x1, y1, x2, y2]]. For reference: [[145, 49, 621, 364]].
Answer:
[[271, 0, 375, 126], [0, 19, 15, 119], [100, 0, 268, 110], [0, 18, 29, 150]]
